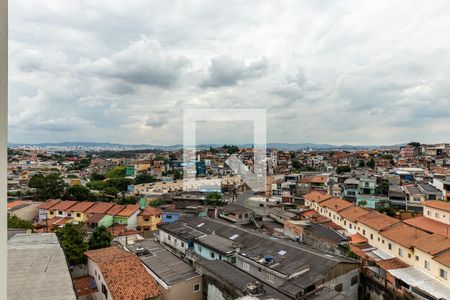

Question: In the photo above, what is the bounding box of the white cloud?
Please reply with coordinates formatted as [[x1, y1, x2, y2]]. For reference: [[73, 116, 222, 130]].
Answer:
[[8, 0, 450, 145]]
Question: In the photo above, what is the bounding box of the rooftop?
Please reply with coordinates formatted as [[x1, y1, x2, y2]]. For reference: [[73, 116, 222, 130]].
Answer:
[[411, 233, 450, 255], [356, 211, 400, 231], [85, 202, 115, 214], [303, 191, 332, 203], [8, 233, 77, 300], [128, 239, 200, 285], [220, 203, 252, 214], [67, 201, 96, 212], [422, 200, 450, 212], [50, 200, 78, 211], [404, 215, 450, 236], [196, 233, 238, 255], [37, 199, 61, 210], [380, 223, 429, 248], [116, 204, 140, 217], [339, 206, 370, 222], [320, 198, 353, 212], [85, 246, 161, 299]]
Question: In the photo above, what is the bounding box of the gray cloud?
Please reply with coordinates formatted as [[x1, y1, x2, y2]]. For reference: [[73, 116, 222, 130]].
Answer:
[[200, 56, 268, 88], [8, 0, 450, 145]]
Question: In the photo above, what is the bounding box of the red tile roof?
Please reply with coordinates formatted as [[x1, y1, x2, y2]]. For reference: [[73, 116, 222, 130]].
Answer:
[[311, 176, 328, 184], [380, 223, 429, 248], [106, 204, 126, 216], [321, 198, 353, 212], [85, 247, 161, 299], [376, 258, 409, 270], [357, 211, 400, 231], [404, 216, 450, 236], [412, 233, 450, 255], [37, 199, 61, 210], [50, 200, 78, 211], [433, 251, 450, 268], [304, 191, 332, 203], [339, 206, 371, 222], [7, 200, 24, 209], [422, 200, 450, 213], [116, 204, 140, 217], [86, 202, 115, 214], [67, 201, 96, 212], [349, 233, 368, 244], [139, 206, 161, 217]]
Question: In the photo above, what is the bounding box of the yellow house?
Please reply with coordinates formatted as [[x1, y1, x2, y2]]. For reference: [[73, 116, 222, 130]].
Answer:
[[137, 206, 162, 231], [66, 201, 96, 222], [135, 162, 151, 172]]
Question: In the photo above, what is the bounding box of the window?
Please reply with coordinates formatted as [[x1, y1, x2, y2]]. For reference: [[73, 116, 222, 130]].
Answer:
[[349, 224, 352, 229], [267, 273, 275, 283], [415, 255, 419, 261], [440, 269, 448, 279], [258, 267, 262, 272], [351, 276, 358, 286], [168, 235, 171, 241], [398, 248, 403, 257], [144, 218, 150, 221], [181, 242, 184, 248], [58, 211, 63, 215], [382, 240, 385, 244], [334, 283, 343, 292], [210, 252, 215, 259], [76, 213, 81, 217], [362, 229, 366, 236], [436, 213, 440, 218], [243, 262, 250, 271], [344, 221, 347, 226], [370, 234, 373, 240], [193, 284, 200, 292], [67, 213, 72, 217], [102, 283, 108, 299], [49, 211, 54, 215], [388, 243, 392, 250], [427, 210, 431, 216], [408, 253, 411, 259], [424, 260, 430, 270]]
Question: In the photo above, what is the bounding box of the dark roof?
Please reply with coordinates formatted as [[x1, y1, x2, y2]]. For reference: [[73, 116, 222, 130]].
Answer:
[[305, 224, 347, 245], [127, 239, 200, 285], [196, 234, 238, 255], [161, 218, 359, 282], [197, 260, 291, 300], [220, 203, 252, 214]]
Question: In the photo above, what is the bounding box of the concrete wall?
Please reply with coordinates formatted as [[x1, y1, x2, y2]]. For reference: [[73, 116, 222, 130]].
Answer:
[[9, 203, 40, 221], [160, 276, 202, 300], [87, 258, 112, 300], [423, 206, 450, 225]]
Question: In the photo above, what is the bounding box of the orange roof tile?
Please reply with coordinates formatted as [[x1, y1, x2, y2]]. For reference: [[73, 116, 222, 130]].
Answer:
[[86, 202, 115, 214], [376, 258, 409, 270], [310, 176, 328, 184], [321, 198, 353, 212], [339, 206, 371, 222], [380, 223, 429, 248], [304, 191, 332, 203], [349, 233, 368, 244], [7, 200, 24, 209], [139, 206, 162, 217], [357, 211, 400, 231], [85, 247, 161, 299], [433, 251, 450, 268], [116, 204, 140, 217], [50, 200, 78, 211], [302, 209, 319, 218], [67, 201, 96, 212], [37, 199, 61, 210], [404, 216, 450, 236], [412, 233, 450, 255], [422, 200, 450, 213], [106, 204, 126, 216]]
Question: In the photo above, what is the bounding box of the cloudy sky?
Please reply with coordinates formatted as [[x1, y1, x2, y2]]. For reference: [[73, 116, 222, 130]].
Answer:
[[9, 0, 450, 145]]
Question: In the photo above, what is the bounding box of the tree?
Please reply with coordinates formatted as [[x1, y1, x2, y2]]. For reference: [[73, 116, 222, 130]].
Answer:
[[105, 166, 126, 178], [376, 179, 390, 196], [149, 199, 166, 207], [367, 159, 375, 169], [116, 196, 139, 205], [30, 173, 66, 200], [358, 200, 367, 207], [56, 223, 88, 265], [88, 226, 112, 250], [106, 178, 134, 192], [173, 170, 182, 180], [7, 215, 33, 229], [204, 192, 222, 206], [292, 159, 302, 170], [90, 173, 106, 181], [376, 200, 395, 216], [358, 160, 366, 168], [65, 184, 92, 201], [68, 158, 91, 171], [336, 165, 351, 174], [135, 174, 156, 184]]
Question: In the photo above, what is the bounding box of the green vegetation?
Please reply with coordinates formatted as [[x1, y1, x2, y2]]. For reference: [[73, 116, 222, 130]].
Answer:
[[29, 173, 67, 200], [376, 179, 390, 196], [358, 200, 367, 207], [88, 226, 112, 250], [116, 196, 139, 205], [223, 145, 239, 154], [90, 173, 106, 181], [135, 174, 156, 184], [67, 158, 91, 171], [65, 184, 93, 201], [7, 215, 33, 229], [105, 166, 126, 178], [376, 200, 395, 216], [358, 160, 366, 168], [149, 199, 166, 207], [204, 191, 223, 206], [56, 223, 88, 265], [336, 165, 351, 174], [367, 158, 375, 169]]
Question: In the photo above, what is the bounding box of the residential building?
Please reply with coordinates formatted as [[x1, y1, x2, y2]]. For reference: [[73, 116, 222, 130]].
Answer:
[[8, 233, 77, 300], [85, 246, 162, 300], [422, 200, 450, 225], [65, 201, 96, 222], [137, 206, 162, 231], [127, 239, 202, 300], [218, 203, 254, 224], [7, 200, 40, 221]]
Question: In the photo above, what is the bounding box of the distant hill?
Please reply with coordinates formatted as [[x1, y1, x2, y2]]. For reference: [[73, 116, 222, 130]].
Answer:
[[8, 141, 403, 151]]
